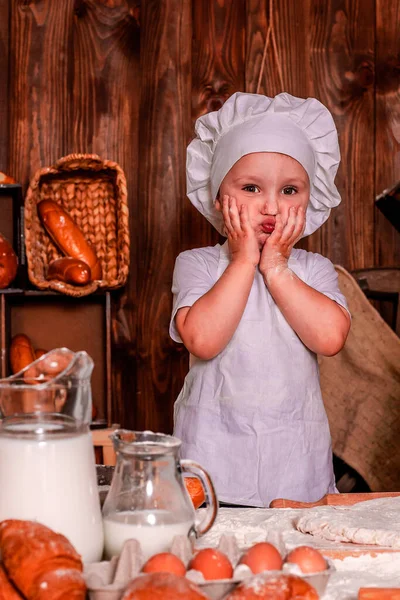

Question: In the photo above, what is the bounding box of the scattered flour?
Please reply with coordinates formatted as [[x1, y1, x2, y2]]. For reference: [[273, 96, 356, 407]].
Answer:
[[197, 506, 400, 599], [295, 497, 400, 548]]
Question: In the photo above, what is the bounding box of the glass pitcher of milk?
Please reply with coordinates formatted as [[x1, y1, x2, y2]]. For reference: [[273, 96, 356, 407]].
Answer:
[[102, 430, 218, 559], [0, 348, 104, 563]]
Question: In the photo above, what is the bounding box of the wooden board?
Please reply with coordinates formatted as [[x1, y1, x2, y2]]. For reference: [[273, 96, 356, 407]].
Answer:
[[323, 547, 400, 560], [374, 0, 400, 268], [2, 0, 400, 438], [358, 589, 400, 600], [68, 0, 140, 430], [135, 0, 192, 433], [0, 0, 9, 173]]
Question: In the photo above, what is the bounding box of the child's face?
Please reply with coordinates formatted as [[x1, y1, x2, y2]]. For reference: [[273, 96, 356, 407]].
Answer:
[[216, 152, 310, 247]]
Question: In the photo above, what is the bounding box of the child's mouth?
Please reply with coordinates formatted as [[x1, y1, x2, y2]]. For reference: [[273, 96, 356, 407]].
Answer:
[[261, 220, 275, 234]]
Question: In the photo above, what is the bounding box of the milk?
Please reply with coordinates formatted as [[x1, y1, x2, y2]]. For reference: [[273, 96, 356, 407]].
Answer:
[[103, 510, 193, 559], [0, 430, 104, 563]]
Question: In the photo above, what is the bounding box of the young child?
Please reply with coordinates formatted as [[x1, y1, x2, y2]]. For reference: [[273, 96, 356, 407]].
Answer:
[[170, 92, 351, 507]]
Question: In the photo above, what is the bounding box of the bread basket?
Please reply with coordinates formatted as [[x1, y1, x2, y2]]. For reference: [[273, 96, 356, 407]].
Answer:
[[24, 153, 130, 297]]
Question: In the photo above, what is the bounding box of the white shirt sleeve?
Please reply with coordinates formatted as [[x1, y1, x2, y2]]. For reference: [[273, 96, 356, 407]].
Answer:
[[169, 249, 216, 343], [305, 252, 350, 316]]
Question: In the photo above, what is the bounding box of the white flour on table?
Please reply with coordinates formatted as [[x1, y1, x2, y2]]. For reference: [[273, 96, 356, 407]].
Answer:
[[197, 505, 400, 599]]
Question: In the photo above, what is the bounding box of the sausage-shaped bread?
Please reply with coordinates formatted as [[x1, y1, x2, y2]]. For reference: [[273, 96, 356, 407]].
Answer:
[[47, 257, 92, 286], [0, 234, 18, 289], [10, 334, 36, 374], [37, 200, 102, 280]]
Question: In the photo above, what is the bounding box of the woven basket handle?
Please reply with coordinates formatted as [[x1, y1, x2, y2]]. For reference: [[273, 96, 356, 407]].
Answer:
[[54, 153, 104, 172]]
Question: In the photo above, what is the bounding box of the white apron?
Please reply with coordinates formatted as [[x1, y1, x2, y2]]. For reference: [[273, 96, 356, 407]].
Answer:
[[173, 242, 336, 507]]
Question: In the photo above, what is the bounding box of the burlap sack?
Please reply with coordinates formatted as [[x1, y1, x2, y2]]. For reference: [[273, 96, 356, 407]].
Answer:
[[320, 266, 400, 492]]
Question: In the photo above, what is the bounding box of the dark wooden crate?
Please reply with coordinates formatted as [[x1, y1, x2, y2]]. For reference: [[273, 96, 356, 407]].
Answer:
[[0, 290, 113, 425]]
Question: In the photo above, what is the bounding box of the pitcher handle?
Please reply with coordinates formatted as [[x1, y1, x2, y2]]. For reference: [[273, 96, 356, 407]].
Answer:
[[180, 459, 218, 536]]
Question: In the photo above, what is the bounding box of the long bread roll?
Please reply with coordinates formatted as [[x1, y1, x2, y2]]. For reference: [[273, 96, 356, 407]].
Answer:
[[37, 200, 102, 280], [10, 334, 36, 374]]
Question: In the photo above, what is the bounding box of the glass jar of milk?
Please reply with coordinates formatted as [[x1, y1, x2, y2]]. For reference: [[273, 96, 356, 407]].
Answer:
[[0, 349, 104, 563], [102, 430, 218, 560]]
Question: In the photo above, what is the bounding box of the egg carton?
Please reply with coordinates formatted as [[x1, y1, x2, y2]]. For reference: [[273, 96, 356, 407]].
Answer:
[[83, 533, 334, 600]]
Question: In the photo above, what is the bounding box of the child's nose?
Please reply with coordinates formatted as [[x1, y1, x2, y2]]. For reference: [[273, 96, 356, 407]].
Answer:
[[261, 195, 279, 215]]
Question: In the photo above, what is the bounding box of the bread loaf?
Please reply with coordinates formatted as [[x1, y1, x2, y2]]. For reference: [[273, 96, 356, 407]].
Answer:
[[0, 519, 86, 599], [37, 200, 102, 280], [122, 572, 208, 600], [0, 234, 18, 289], [10, 334, 36, 374], [224, 573, 319, 599], [47, 257, 92, 286], [0, 172, 16, 184]]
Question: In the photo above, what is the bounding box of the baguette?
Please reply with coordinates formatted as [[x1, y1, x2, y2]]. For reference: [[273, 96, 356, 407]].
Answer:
[[10, 334, 36, 374], [37, 200, 102, 280], [47, 257, 92, 286]]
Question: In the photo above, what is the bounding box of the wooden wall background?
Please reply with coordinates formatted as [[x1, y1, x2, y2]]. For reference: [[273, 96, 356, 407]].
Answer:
[[0, 0, 398, 432]]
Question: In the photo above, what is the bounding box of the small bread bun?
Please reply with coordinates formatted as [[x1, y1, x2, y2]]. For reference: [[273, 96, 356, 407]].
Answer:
[[121, 572, 208, 600], [224, 572, 319, 599], [0, 234, 18, 289], [0, 172, 16, 184]]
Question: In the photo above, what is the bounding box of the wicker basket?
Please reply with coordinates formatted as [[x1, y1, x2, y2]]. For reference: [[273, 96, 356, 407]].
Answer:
[[25, 154, 130, 297]]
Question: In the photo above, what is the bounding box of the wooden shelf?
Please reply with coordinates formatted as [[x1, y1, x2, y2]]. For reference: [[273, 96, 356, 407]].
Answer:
[[0, 292, 113, 426], [0, 287, 111, 297]]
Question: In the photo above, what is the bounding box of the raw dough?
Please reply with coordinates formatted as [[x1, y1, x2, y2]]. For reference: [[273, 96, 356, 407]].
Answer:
[[295, 497, 400, 548]]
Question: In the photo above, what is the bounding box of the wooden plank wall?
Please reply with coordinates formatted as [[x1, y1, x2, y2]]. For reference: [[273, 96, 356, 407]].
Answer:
[[0, 0, 399, 432]]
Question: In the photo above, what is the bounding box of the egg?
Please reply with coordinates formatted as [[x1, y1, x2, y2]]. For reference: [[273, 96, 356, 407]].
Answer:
[[285, 546, 327, 573], [141, 552, 186, 577], [239, 542, 283, 573], [189, 548, 233, 580]]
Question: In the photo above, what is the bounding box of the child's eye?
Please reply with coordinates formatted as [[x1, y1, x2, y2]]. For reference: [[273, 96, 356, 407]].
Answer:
[[243, 185, 260, 193], [282, 186, 297, 195]]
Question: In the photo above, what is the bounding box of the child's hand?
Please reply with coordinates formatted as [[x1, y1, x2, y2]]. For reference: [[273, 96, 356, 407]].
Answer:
[[259, 206, 305, 278], [221, 195, 260, 267]]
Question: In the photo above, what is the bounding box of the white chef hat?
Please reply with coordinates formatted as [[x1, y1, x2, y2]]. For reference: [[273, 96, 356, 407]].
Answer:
[[186, 92, 341, 237]]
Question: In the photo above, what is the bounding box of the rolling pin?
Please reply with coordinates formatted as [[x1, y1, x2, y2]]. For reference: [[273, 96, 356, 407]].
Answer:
[[269, 492, 400, 508], [358, 589, 400, 599]]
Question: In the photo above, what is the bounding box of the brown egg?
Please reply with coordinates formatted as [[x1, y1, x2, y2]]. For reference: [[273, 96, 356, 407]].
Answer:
[[239, 542, 283, 573], [286, 546, 327, 573], [141, 553, 186, 577], [189, 548, 233, 581]]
